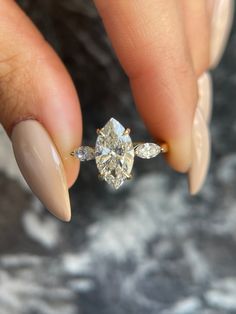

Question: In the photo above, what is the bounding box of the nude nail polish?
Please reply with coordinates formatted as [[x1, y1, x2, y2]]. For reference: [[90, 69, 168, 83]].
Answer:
[[188, 108, 211, 195], [210, 0, 234, 68], [11, 120, 71, 221], [197, 72, 213, 123]]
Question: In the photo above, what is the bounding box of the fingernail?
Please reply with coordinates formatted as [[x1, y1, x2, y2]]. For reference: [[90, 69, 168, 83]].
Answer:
[[188, 108, 211, 195], [210, 0, 234, 68], [197, 72, 213, 123], [11, 120, 71, 221]]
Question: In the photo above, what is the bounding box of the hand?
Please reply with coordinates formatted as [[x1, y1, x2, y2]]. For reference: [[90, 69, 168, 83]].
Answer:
[[0, 0, 233, 220]]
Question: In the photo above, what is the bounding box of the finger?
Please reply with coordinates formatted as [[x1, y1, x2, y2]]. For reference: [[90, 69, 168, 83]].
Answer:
[[181, 0, 211, 76], [0, 0, 82, 221], [179, 0, 213, 193], [94, 0, 198, 172], [207, 0, 234, 68], [188, 0, 234, 194]]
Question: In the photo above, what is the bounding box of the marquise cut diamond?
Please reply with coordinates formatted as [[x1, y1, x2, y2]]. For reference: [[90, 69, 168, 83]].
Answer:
[[135, 143, 161, 159], [95, 118, 134, 189]]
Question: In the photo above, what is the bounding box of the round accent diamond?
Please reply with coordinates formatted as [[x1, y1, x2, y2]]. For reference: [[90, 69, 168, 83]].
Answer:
[[135, 143, 161, 159], [95, 118, 134, 189]]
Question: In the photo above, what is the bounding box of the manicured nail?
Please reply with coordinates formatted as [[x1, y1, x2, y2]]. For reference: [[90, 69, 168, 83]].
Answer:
[[210, 0, 234, 68], [188, 108, 211, 195], [11, 120, 71, 221], [197, 72, 213, 123]]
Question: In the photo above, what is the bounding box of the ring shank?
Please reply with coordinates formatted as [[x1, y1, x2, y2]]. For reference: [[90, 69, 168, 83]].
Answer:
[[71, 142, 169, 161], [160, 143, 168, 153]]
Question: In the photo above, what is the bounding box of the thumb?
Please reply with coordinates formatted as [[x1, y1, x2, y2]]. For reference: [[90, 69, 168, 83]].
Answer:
[[0, 1, 82, 221]]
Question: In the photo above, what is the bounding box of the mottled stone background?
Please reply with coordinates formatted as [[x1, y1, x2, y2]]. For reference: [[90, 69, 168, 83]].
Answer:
[[0, 1, 236, 313]]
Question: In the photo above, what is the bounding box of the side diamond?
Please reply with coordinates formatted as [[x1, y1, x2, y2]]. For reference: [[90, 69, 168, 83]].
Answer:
[[135, 143, 161, 159], [73, 146, 95, 161]]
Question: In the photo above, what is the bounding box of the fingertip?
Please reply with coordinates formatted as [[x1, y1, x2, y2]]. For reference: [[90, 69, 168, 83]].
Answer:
[[11, 119, 72, 222], [165, 136, 192, 173], [61, 210, 71, 222], [66, 158, 80, 188]]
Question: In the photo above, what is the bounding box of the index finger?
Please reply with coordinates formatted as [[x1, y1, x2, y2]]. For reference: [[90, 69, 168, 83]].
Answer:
[[94, 0, 198, 172]]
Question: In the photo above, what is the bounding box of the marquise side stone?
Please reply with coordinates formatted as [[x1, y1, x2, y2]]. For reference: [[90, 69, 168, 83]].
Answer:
[[74, 146, 95, 161], [135, 143, 161, 159]]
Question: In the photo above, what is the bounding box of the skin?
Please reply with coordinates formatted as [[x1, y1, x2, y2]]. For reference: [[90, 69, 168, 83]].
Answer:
[[0, 0, 212, 187]]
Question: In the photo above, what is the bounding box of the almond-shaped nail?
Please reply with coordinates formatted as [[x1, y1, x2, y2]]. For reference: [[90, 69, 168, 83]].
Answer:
[[210, 0, 234, 68], [11, 120, 71, 221], [188, 108, 211, 195], [197, 72, 213, 123]]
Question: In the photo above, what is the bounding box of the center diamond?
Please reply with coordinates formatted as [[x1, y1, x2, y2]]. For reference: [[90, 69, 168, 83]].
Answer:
[[95, 118, 134, 189]]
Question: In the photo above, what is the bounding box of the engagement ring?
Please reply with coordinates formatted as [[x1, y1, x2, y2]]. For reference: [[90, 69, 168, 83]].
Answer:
[[71, 118, 168, 189]]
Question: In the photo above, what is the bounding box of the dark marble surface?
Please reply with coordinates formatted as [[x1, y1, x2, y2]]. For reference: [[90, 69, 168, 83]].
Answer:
[[0, 1, 236, 313]]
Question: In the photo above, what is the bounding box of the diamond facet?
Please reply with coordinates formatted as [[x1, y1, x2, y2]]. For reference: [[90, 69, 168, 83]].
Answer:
[[95, 118, 134, 189], [135, 143, 161, 159], [74, 146, 95, 161]]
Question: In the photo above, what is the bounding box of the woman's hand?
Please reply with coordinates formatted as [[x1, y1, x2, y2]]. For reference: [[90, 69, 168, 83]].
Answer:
[[0, 0, 233, 220]]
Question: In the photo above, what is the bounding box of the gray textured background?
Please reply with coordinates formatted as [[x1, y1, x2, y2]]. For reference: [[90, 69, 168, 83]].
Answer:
[[0, 1, 236, 313]]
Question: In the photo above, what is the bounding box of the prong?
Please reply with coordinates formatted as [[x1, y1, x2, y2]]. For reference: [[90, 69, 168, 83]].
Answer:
[[98, 174, 104, 181], [160, 143, 168, 153], [126, 173, 133, 180], [96, 128, 105, 136], [123, 128, 131, 135], [70, 151, 75, 157]]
